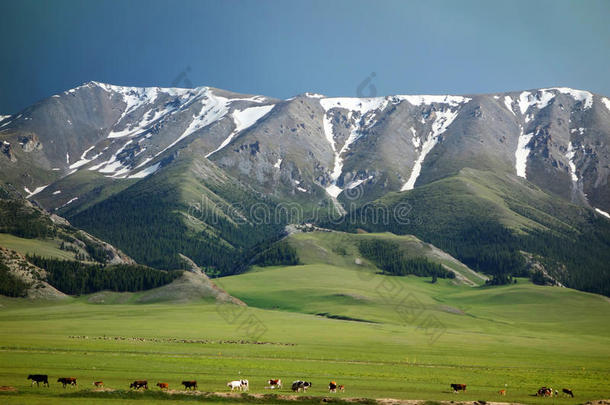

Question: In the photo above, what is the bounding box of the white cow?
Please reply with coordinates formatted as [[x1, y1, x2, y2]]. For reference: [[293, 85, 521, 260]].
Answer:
[[227, 379, 249, 391], [227, 380, 242, 391]]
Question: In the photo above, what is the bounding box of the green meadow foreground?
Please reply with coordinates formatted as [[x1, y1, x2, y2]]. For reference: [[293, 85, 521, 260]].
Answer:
[[1, 263, 609, 404]]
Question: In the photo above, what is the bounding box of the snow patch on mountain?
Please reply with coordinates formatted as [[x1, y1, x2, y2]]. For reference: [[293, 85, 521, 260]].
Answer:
[[397, 94, 470, 107], [565, 142, 579, 182], [515, 127, 534, 178], [60, 197, 79, 208], [551, 88, 593, 109], [504, 96, 515, 115], [518, 90, 555, 114], [206, 104, 275, 158], [518, 88, 593, 115], [320, 97, 392, 198], [595, 208, 610, 219], [128, 162, 161, 179], [68, 145, 99, 170], [24, 185, 49, 199], [401, 109, 459, 191], [90, 140, 133, 174], [346, 175, 373, 189], [601, 97, 610, 112], [159, 92, 232, 156]]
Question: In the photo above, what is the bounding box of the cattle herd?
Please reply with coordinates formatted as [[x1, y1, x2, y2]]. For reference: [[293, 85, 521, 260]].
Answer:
[[25, 374, 575, 398]]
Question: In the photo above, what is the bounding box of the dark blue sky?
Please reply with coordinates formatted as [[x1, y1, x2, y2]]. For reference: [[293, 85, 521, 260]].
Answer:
[[1, 0, 609, 113]]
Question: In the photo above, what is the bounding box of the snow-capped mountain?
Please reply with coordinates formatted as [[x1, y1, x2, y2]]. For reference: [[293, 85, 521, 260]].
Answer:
[[2, 82, 610, 294], [1, 82, 609, 217]]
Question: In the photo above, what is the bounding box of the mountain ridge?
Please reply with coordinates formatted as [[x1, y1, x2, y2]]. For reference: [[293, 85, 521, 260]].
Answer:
[[2, 82, 610, 295]]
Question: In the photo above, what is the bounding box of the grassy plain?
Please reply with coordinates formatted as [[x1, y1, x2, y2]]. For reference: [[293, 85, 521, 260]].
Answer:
[[0, 260, 609, 404]]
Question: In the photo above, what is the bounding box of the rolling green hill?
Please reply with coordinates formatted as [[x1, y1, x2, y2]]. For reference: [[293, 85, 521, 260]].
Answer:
[[326, 168, 610, 296], [282, 229, 487, 285]]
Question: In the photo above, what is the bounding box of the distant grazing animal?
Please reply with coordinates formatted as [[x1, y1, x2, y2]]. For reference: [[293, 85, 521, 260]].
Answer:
[[338, 385, 345, 392], [562, 388, 574, 398], [27, 375, 49, 387], [156, 382, 169, 390], [227, 380, 244, 391], [537, 387, 552, 397], [292, 381, 312, 392], [93, 381, 104, 388], [498, 389, 506, 396], [451, 383, 467, 393], [182, 380, 197, 390], [267, 379, 282, 389], [240, 379, 249, 391], [329, 381, 338, 393], [130, 380, 148, 390], [57, 377, 77, 388]]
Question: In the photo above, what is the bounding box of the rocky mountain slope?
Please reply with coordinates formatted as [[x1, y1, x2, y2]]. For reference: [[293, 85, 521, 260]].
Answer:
[[1, 83, 610, 294]]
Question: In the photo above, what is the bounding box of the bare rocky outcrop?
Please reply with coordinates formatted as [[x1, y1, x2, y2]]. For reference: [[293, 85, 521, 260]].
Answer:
[[0, 247, 67, 300]]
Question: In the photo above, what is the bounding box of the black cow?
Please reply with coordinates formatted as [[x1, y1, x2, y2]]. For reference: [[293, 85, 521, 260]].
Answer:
[[562, 388, 574, 398], [27, 375, 49, 387], [451, 383, 467, 393], [130, 380, 148, 390], [182, 380, 197, 390]]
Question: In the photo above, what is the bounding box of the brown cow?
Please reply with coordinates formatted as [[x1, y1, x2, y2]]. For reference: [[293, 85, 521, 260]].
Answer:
[[451, 383, 467, 393], [57, 377, 77, 388], [498, 389, 506, 396], [182, 380, 197, 390], [93, 381, 104, 388], [156, 382, 169, 390], [267, 379, 282, 389], [537, 387, 552, 397], [338, 385, 345, 392], [130, 380, 148, 390]]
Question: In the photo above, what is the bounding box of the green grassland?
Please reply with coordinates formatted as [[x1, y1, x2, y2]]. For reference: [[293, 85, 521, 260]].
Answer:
[[0, 233, 76, 261], [1, 256, 609, 404]]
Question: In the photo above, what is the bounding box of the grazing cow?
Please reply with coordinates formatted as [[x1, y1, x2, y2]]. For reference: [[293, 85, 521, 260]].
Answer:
[[227, 380, 243, 391], [292, 381, 312, 392], [27, 375, 49, 387], [93, 381, 104, 388], [451, 383, 467, 393], [130, 380, 148, 390], [537, 387, 552, 397], [267, 379, 282, 389], [498, 389, 506, 396], [157, 382, 169, 390], [182, 380, 197, 390], [329, 381, 338, 393], [338, 385, 345, 392], [562, 388, 574, 398], [57, 377, 77, 388]]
